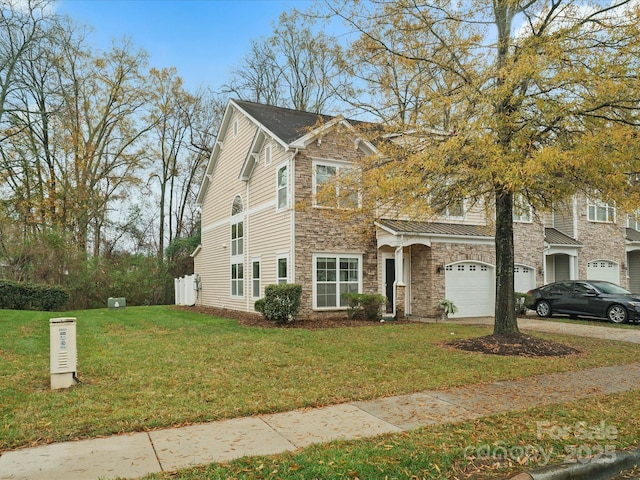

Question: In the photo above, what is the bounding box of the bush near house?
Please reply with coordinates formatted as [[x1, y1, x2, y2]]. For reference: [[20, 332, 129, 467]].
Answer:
[[342, 293, 388, 320], [0, 280, 69, 311], [515, 292, 531, 314], [254, 283, 302, 323]]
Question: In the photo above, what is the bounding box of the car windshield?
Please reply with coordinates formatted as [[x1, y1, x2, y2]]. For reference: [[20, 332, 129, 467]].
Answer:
[[590, 281, 631, 295]]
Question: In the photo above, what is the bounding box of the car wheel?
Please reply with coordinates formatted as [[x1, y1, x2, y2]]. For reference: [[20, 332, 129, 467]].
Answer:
[[607, 305, 628, 324], [536, 300, 552, 318]]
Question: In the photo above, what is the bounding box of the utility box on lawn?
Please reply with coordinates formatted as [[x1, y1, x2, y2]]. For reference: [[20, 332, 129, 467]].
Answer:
[[50, 317, 77, 390], [108, 297, 126, 309]]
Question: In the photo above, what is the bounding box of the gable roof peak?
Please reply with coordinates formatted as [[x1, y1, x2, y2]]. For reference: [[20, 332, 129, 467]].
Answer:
[[232, 99, 338, 146]]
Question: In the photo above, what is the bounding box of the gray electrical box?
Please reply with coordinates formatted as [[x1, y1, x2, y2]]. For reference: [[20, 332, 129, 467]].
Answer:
[[50, 317, 77, 389], [108, 297, 126, 309]]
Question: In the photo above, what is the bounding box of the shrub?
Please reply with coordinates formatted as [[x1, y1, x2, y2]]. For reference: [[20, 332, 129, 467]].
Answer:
[[255, 284, 302, 324], [0, 280, 69, 311], [342, 293, 388, 320], [515, 292, 530, 314], [438, 299, 458, 318]]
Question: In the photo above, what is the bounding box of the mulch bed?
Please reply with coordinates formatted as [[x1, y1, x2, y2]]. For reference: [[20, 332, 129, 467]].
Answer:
[[178, 305, 411, 329], [446, 333, 582, 357], [178, 306, 581, 357]]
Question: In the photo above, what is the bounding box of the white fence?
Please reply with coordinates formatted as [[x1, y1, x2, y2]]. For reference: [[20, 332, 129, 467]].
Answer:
[[174, 274, 198, 306]]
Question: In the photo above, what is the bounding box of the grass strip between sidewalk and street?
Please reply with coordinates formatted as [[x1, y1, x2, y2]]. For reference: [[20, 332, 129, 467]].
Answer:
[[135, 389, 640, 480]]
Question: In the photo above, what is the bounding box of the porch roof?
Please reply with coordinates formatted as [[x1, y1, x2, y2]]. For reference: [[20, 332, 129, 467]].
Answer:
[[544, 228, 583, 247], [375, 219, 494, 246], [627, 228, 640, 243]]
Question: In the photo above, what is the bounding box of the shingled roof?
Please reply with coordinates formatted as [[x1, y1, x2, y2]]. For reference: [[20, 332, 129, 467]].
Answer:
[[376, 219, 494, 237], [544, 228, 583, 246], [234, 100, 336, 145]]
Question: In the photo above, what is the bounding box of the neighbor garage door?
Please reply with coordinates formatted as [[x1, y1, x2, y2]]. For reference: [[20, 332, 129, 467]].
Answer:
[[587, 260, 619, 284], [445, 262, 494, 318], [514, 264, 536, 294]]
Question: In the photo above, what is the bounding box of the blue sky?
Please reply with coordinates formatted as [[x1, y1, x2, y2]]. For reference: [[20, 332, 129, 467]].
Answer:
[[56, 0, 313, 92]]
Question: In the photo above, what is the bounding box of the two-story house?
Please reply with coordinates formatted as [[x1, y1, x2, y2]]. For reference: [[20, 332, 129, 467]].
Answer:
[[193, 99, 637, 320]]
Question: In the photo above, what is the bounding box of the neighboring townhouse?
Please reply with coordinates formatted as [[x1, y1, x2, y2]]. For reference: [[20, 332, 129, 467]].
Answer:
[[543, 196, 640, 292], [193, 99, 637, 320]]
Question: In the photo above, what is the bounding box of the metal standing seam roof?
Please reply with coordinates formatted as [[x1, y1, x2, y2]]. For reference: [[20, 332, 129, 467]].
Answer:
[[544, 228, 583, 246], [627, 228, 640, 242], [376, 218, 494, 237]]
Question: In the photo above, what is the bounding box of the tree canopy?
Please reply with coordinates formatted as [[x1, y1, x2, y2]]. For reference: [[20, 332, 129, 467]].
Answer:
[[324, 0, 640, 333]]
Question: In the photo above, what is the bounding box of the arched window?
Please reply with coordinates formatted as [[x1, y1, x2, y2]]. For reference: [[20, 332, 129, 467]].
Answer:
[[231, 195, 243, 215]]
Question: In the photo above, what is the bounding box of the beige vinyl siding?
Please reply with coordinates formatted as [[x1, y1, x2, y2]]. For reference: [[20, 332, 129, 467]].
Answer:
[[553, 200, 574, 237], [244, 141, 293, 300], [197, 108, 259, 310], [197, 108, 294, 311]]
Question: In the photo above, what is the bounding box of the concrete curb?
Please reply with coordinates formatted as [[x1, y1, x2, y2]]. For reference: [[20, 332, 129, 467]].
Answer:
[[509, 448, 640, 480]]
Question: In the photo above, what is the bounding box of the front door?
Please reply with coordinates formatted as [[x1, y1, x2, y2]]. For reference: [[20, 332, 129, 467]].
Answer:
[[385, 258, 395, 313]]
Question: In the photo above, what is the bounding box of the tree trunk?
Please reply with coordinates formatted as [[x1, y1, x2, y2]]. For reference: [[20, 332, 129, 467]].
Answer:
[[494, 187, 519, 334]]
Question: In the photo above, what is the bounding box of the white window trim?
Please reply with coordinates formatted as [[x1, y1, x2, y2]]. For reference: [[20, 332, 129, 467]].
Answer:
[[276, 161, 288, 211], [587, 198, 616, 223], [312, 159, 360, 209], [232, 120, 238, 138], [441, 199, 466, 220], [230, 200, 244, 298], [628, 213, 640, 230], [312, 253, 363, 310], [276, 254, 288, 284], [251, 257, 261, 299], [513, 205, 533, 223]]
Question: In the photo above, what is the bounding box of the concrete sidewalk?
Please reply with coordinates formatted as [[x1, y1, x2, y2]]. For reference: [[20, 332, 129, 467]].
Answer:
[[2, 360, 640, 480]]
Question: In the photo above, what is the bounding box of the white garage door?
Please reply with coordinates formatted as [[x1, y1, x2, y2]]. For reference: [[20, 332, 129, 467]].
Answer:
[[514, 264, 536, 294], [445, 262, 494, 318], [587, 260, 619, 284]]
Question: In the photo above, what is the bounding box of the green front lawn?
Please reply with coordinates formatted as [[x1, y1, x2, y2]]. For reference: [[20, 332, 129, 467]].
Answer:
[[2, 306, 640, 451]]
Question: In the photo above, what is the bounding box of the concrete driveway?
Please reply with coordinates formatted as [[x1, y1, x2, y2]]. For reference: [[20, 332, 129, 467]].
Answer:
[[449, 314, 640, 344]]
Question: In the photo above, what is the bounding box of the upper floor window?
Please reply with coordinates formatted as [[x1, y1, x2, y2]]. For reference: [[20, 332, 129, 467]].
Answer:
[[277, 163, 288, 210], [313, 161, 359, 208], [231, 195, 243, 216], [587, 198, 615, 223], [441, 199, 465, 219], [513, 195, 533, 223], [628, 212, 640, 231], [233, 120, 238, 137]]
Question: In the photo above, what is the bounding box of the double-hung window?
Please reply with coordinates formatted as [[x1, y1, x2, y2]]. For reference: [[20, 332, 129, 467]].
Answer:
[[313, 161, 359, 208], [513, 195, 533, 222], [313, 254, 361, 308], [251, 259, 261, 298], [277, 255, 288, 284], [588, 198, 615, 223], [277, 163, 288, 210]]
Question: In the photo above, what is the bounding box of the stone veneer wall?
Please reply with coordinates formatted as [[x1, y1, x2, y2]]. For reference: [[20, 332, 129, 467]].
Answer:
[[574, 196, 628, 286], [513, 221, 545, 287], [293, 126, 378, 320]]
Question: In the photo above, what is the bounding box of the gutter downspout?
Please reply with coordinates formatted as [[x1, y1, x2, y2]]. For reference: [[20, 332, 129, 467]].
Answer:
[[290, 149, 298, 284], [246, 179, 250, 312]]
